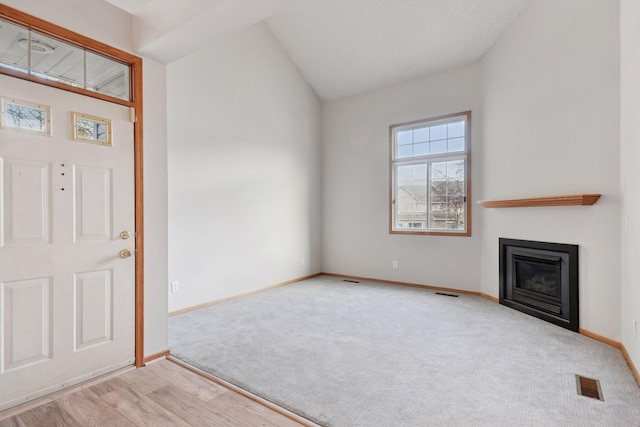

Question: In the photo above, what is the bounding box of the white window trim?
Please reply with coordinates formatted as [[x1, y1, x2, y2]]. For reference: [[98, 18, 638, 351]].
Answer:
[[389, 111, 471, 236]]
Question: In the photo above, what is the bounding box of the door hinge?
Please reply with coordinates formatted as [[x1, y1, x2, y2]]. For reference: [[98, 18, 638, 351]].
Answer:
[[129, 107, 137, 123]]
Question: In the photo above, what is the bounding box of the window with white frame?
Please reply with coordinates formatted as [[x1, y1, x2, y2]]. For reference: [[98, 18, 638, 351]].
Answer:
[[390, 111, 471, 236]]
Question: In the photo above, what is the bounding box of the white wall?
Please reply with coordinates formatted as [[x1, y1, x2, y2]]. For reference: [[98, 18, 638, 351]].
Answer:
[[142, 58, 169, 356], [2, 0, 133, 52], [2, 0, 170, 356], [322, 64, 482, 291], [620, 0, 640, 370], [167, 23, 322, 312], [480, 0, 620, 339]]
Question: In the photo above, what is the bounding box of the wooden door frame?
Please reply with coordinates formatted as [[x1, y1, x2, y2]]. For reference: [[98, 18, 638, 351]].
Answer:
[[0, 4, 146, 367]]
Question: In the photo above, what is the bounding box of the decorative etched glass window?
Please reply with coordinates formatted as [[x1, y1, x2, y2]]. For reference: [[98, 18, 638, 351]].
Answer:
[[72, 112, 112, 146], [390, 112, 471, 236], [0, 97, 52, 136]]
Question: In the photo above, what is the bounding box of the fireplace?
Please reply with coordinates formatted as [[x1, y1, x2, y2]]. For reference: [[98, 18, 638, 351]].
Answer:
[[499, 238, 579, 332]]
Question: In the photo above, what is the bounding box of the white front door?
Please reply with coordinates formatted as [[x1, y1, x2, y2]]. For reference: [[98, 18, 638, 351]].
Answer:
[[0, 74, 135, 410]]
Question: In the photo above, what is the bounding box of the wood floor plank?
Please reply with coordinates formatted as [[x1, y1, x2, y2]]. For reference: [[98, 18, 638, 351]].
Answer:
[[117, 364, 170, 395], [210, 389, 303, 427], [56, 389, 134, 426], [89, 376, 126, 397], [147, 384, 241, 427], [0, 417, 23, 427], [145, 359, 227, 402], [1, 359, 306, 427], [14, 402, 76, 427], [99, 378, 192, 427]]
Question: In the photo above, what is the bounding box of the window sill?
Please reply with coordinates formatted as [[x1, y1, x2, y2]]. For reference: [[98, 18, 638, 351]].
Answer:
[[390, 230, 471, 237]]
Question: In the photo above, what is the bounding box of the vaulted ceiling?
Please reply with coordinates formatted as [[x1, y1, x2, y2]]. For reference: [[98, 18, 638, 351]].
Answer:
[[105, 0, 529, 100]]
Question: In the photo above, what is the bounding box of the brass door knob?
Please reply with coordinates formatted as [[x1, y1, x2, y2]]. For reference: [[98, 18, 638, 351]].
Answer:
[[120, 249, 133, 258]]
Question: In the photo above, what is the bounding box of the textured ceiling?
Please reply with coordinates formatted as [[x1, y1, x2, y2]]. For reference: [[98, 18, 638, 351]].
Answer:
[[102, 0, 529, 101], [266, 0, 529, 100], [103, 0, 155, 14]]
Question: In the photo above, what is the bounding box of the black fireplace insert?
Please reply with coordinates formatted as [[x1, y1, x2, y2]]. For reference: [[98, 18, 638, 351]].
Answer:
[[499, 238, 579, 331]]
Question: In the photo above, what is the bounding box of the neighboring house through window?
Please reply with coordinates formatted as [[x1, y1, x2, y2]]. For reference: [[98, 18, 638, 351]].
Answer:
[[390, 111, 471, 236]]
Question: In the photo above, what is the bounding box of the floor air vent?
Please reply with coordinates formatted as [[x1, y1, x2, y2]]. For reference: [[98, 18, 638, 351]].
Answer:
[[435, 292, 459, 298], [576, 375, 603, 401], [343, 279, 360, 283]]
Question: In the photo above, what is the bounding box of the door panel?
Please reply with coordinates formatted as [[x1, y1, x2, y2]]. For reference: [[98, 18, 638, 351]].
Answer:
[[2, 277, 52, 372], [73, 165, 112, 242], [0, 74, 135, 410], [74, 269, 112, 351], [2, 158, 52, 245]]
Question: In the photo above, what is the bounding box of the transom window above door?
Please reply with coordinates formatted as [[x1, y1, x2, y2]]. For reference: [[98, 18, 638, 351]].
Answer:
[[0, 18, 130, 101]]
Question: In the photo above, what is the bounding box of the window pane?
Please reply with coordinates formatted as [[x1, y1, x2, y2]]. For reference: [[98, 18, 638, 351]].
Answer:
[[397, 166, 413, 182], [429, 160, 465, 230], [86, 51, 130, 101], [448, 137, 465, 152], [447, 160, 465, 178], [397, 145, 413, 158], [430, 124, 447, 141], [414, 127, 429, 142], [395, 164, 427, 229], [447, 121, 465, 138], [6, 104, 44, 131], [412, 163, 427, 180], [1, 98, 51, 135], [73, 112, 112, 146], [30, 31, 84, 88], [413, 142, 429, 156], [0, 19, 132, 102], [397, 130, 413, 145], [0, 20, 29, 73], [431, 161, 447, 179], [430, 140, 447, 154]]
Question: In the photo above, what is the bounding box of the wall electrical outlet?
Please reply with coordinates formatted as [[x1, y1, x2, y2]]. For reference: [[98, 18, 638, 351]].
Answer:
[[392, 261, 398, 269], [171, 281, 180, 293]]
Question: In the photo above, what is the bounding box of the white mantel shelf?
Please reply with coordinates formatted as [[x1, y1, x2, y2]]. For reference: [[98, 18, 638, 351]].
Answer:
[[476, 194, 602, 208]]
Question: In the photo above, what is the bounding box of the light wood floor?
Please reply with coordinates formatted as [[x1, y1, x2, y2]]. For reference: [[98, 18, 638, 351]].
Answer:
[[0, 359, 304, 427]]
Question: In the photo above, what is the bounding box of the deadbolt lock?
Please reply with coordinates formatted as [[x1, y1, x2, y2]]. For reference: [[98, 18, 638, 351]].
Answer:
[[120, 249, 133, 258], [120, 231, 131, 239]]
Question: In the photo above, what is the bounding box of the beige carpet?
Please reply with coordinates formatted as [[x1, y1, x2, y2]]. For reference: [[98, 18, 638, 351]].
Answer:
[[170, 276, 640, 426]]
